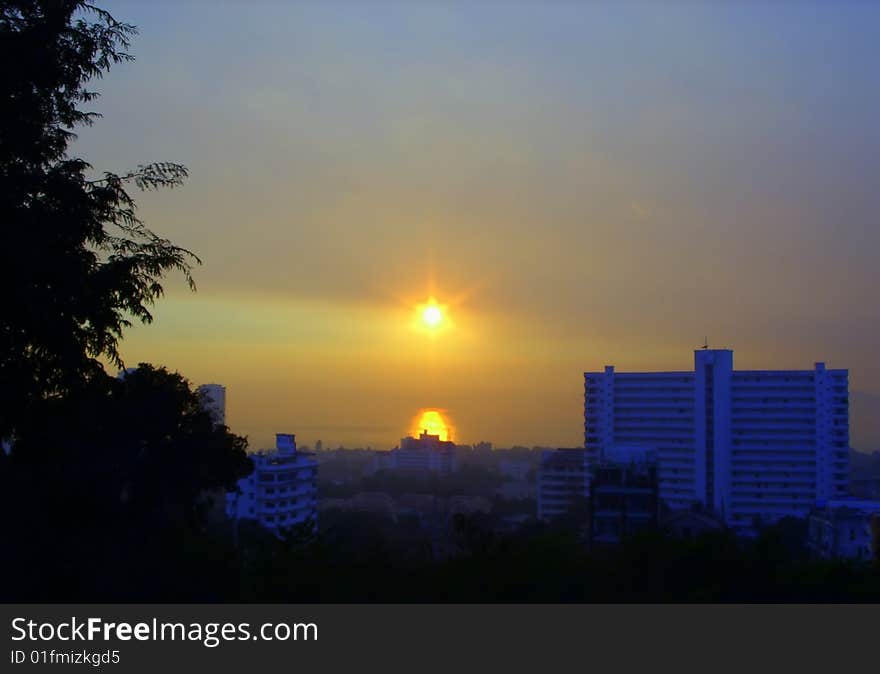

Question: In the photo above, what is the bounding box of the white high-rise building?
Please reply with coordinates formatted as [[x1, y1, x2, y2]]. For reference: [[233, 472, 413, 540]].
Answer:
[[226, 433, 318, 533], [197, 384, 226, 427], [585, 349, 849, 528]]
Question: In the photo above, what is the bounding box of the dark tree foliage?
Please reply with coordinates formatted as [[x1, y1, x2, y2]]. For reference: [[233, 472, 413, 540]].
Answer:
[[0, 0, 197, 438], [0, 2, 254, 601], [0, 364, 253, 601], [197, 514, 880, 603]]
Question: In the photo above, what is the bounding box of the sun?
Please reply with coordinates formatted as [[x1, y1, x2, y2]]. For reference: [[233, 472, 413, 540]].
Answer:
[[415, 296, 448, 332], [411, 409, 452, 441], [421, 303, 444, 328]]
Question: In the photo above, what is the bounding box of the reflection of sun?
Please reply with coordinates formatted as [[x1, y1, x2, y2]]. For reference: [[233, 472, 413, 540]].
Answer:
[[412, 409, 452, 441]]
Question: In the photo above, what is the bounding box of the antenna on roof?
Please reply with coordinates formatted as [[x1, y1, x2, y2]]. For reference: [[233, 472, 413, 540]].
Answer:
[[702, 336, 709, 350]]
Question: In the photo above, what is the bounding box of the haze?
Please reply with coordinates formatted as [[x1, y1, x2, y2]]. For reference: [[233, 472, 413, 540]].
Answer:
[[77, 1, 880, 450]]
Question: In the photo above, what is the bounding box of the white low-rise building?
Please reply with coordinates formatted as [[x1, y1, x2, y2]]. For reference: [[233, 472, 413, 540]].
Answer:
[[226, 433, 318, 533], [808, 499, 880, 561]]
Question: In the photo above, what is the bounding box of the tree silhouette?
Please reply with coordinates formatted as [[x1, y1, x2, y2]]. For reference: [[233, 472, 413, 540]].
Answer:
[[0, 2, 254, 601], [0, 364, 252, 601], [1, 0, 197, 438]]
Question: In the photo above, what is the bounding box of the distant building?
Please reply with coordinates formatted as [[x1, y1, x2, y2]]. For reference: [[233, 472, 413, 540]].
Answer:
[[499, 458, 531, 481], [447, 494, 492, 516], [589, 446, 660, 546], [332, 492, 397, 518], [808, 499, 880, 561], [372, 431, 457, 474], [497, 458, 535, 500], [585, 348, 850, 529], [197, 384, 226, 427], [496, 481, 534, 500], [226, 433, 318, 534], [395, 493, 441, 520], [364, 450, 397, 475], [662, 507, 725, 539], [537, 449, 590, 520], [196, 382, 229, 523], [497, 513, 533, 534], [319, 492, 490, 526]]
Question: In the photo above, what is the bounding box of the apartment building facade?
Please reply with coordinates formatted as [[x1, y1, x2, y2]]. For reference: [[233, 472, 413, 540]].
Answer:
[[226, 433, 318, 533], [589, 448, 660, 546], [585, 349, 849, 528], [537, 448, 590, 521]]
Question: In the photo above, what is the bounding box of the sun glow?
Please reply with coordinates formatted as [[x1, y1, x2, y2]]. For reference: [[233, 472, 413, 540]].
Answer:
[[422, 303, 443, 327], [416, 297, 447, 330], [411, 408, 453, 441]]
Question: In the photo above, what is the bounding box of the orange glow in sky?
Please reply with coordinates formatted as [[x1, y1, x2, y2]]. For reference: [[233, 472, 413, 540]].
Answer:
[[411, 408, 452, 441], [102, 4, 880, 452]]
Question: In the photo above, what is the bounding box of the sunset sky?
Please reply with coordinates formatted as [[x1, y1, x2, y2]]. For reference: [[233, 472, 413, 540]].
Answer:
[[78, 1, 879, 450]]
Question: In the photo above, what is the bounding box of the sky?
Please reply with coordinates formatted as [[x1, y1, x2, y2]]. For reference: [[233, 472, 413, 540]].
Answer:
[[77, 1, 880, 450]]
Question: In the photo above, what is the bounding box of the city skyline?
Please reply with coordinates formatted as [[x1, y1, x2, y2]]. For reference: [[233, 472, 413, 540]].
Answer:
[[77, 1, 880, 450], [5, 0, 880, 613]]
